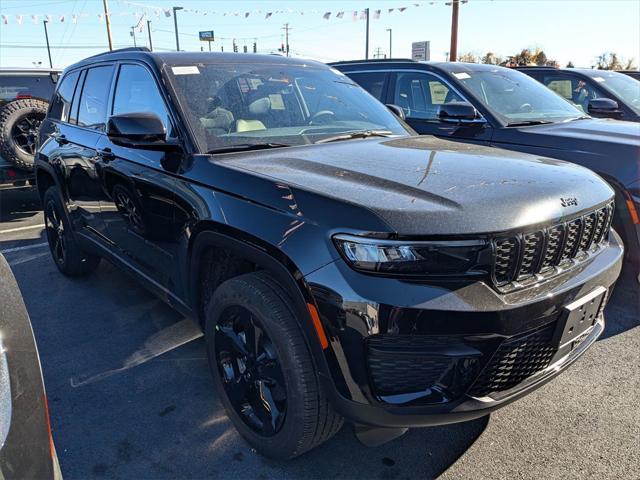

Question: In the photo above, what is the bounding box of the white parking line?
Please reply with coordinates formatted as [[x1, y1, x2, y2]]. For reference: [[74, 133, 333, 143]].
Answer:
[[1, 242, 48, 254], [9, 251, 50, 266], [0, 224, 44, 234]]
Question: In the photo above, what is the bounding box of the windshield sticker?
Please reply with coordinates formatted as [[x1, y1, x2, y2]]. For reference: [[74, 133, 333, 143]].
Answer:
[[593, 76, 605, 82], [269, 94, 285, 110], [172, 66, 200, 75], [453, 72, 471, 79]]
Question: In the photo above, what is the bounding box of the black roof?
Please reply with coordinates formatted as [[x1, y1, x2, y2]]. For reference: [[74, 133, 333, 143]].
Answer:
[[67, 47, 326, 72], [331, 59, 512, 74]]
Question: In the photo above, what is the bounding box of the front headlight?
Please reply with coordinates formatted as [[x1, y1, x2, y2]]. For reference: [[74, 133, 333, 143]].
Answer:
[[333, 234, 491, 276]]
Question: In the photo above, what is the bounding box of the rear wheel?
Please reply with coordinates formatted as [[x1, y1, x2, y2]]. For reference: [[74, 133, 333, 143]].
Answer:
[[43, 186, 100, 276], [205, 271, 342, 459]]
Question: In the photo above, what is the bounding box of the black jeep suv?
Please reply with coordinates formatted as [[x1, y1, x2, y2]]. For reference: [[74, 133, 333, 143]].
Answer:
[[36, 49, 623, 459]]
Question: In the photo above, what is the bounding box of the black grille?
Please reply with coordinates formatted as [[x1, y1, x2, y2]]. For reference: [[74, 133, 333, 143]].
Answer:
[[367, 336, 456, 396], [491, 202, 613, 289], [468, 324, 556, 397]]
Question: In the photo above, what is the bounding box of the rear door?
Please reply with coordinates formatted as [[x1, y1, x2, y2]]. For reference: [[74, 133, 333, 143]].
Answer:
[[343, 71, 389, 102], [46, 65, 115, 240], [98, 62, 182, 291]]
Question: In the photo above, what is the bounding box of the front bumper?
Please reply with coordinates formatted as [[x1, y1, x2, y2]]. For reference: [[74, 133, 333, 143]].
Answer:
[[304, 230, 623, 428]]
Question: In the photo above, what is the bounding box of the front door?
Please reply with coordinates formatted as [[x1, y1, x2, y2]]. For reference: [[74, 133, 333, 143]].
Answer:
[[389, 71, 493, 144], [99, 62, 182, 293]]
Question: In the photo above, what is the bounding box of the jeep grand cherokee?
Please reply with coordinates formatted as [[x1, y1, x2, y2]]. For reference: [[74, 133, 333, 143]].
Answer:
[[35, 49, 623, 459]]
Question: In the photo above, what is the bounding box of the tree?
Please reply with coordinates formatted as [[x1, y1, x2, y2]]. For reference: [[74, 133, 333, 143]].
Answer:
[[566, 61, 575, 68], [532, 48, 547, 66], [458, 52, 478, 63], [481, 52, 502, 65], [596, 52, 623, 70], [624, 58, 637, 70]]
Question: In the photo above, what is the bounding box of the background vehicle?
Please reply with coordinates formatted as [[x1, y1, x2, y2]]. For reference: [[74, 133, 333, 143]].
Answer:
[[0, 68, 59, 189], [36, 49, 623, 459], [620, 70, 640, 81], [515, 66, 640, 122], [333, 59, 640, 279], [0, 253, 61, 479]]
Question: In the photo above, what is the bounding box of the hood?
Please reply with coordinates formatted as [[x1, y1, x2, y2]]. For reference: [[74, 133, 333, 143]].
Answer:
[[513, 118, 640, 150], [215, 136, 614, 235]]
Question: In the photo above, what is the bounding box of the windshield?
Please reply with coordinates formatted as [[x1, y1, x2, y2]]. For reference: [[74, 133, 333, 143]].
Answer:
[[165, 62, 410, 152], [590, 71, 640, 115], [450, 68, 584, 124]]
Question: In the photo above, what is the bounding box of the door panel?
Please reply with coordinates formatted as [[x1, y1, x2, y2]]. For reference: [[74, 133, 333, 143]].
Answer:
[[99, 63, 182, 292]]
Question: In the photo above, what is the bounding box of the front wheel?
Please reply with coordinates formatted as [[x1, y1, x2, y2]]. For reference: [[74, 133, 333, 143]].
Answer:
[[43, 186, 100, 276], [205, 271, 343, 459]]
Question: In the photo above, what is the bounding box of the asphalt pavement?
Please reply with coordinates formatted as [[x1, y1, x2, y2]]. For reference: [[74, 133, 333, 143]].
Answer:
[[1, 187, 638, 479]]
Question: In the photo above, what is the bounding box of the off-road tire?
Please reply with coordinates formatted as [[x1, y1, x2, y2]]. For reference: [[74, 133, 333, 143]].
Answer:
[[205, 271, 343, 459], [43, 186, 101, 276], [0, 98, 48, 171]]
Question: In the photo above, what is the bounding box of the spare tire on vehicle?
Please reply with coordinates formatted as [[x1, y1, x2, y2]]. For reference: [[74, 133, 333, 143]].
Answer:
[[0, 98, 48, 172]]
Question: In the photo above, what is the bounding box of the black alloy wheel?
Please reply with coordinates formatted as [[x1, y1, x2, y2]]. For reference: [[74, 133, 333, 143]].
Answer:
[[45, 197, 66, 266], [214, 305, 287, 436], [12, 112, 44, 156]]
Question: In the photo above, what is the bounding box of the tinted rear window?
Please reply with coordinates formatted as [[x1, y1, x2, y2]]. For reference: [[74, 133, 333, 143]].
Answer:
[[76, 66, 114, 130], [0, 75, 56, 102]]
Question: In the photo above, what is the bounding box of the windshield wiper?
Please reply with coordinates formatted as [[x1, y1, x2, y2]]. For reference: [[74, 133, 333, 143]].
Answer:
[[506, 120, 555, 127], [206, 142, 291, 154], [314, 130, 394, 144]]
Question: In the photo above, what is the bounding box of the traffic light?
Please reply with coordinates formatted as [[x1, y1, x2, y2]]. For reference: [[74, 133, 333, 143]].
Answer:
[[233, 40, 237, 52], [243, 45, 247, 53], [280, 43, 285, 52], [253, 42, 257, 53]]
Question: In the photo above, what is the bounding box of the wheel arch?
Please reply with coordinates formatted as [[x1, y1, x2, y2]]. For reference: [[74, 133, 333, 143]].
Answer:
[[187, 223, 333, 380]]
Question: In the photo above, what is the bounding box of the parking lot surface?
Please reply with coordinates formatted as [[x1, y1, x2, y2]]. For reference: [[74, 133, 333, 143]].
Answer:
[[1, 187, 639, 479]]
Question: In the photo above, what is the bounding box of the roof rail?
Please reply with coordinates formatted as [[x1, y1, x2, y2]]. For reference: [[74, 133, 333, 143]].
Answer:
[[84, 46, 151, 61], [329, 58, 415, 65]]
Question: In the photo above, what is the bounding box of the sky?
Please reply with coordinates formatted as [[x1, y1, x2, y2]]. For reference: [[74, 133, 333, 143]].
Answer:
[[0, 0, 639, 69]]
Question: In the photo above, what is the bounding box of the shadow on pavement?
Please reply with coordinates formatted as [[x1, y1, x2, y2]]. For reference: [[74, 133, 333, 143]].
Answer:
[[601, 262, 639, 339], [0, 187, 41, 224]]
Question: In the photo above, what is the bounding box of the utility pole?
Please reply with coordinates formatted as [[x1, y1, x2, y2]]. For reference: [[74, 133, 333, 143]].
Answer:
[[43, 20, 52, 68], [130, 26, 137, 47], [365, 8, 370, 59], [374, 47, 384, 59], [173, 6, 183, 51], [282, 23, 291, 56], [386, 28, 392, 59], [449, 0, 459, 61], [102, 0, 113, 51], [147, 20, 153, 51]]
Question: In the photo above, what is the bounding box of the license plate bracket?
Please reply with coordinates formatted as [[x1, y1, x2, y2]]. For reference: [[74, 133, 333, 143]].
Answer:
[[552, 286, 607, 356]]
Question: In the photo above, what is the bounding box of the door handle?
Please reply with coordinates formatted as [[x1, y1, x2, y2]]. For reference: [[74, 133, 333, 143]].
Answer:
[[53, 134, 68, 145], [97, 148, 115, 162]]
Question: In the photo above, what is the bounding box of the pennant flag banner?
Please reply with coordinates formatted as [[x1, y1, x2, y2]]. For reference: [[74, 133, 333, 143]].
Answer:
[[0, 2, 461, 25]]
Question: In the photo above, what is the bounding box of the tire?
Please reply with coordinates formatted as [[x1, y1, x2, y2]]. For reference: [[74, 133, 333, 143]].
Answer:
[[0, 98, 48, 171], [205, 271, 343, 459], [111, 183, 147, 237], [43, 186, 101, 276]]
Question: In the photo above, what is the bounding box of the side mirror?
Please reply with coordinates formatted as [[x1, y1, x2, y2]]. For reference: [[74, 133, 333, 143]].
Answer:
[[386, 104, 406, 120], [107, 113, 178, 150], [587, 98, 622, 119], [438, 101, 485, 125]]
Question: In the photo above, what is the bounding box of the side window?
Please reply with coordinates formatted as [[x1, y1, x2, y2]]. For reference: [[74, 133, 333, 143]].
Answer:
[[77, 65, 114, 130], [393, 72, 463, 121], [48, 71, 80, 122], [347, 72, 387, 101], [112, 64, 172, 135], [543, 74, 602, 113]]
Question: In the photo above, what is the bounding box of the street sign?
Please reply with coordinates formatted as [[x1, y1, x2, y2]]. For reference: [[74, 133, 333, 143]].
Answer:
[[199, 30, 215, 42], [411, 41, 430, 61]]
